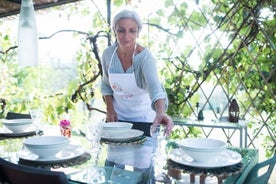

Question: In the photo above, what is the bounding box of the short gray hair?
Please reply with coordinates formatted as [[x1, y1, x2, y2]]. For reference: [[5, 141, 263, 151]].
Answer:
[[112, 10, 143, 33]]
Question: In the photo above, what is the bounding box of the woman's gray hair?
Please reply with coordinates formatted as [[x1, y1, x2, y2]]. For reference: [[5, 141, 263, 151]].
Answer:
[[112, 10, 143, 33]]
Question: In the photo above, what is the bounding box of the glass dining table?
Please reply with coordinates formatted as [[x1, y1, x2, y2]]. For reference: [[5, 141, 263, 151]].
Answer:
[[0, 124, 258, 184]]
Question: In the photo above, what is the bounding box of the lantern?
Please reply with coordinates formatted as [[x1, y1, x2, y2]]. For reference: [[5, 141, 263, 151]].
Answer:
[[18, 0, 38, 67], [229, 99, 239, 123]]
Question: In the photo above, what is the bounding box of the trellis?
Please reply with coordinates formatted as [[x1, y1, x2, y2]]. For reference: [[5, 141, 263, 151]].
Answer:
[[158, 0, 275, 156], [0, 0, 275, 156]]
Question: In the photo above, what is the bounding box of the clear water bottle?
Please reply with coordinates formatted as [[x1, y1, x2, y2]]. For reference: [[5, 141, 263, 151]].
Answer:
[[18, 0, 38, 67]]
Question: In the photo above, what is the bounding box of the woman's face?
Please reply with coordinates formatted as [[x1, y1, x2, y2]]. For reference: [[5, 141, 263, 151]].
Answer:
[[115, 18, 139, 48]]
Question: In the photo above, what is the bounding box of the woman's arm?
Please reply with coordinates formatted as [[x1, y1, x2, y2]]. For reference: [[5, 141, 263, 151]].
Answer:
[[100, 46, 119, 122], [136, 50, 168, 110], [136, 49, 173, 135], [103, 95, 118, 122], [153, 99, 174, 136]]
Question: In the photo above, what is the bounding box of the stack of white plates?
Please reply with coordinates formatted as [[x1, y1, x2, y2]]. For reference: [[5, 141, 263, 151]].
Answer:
[[175, 138, 227, 163], [102, 122, 133, 136], [102, 122, 145, 141], [2, 119, 33, 133], [23, 136, 70, 158]]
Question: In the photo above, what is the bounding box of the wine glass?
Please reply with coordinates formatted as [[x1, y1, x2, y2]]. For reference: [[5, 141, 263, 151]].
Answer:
[[30, 109, 43, 135], [85, 122, 102, 152], [85, 116, 105, 164], [85, 117, 106, 183]]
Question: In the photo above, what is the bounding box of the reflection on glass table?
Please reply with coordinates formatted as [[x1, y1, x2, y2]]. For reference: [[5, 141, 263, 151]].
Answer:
[[0, 124, 259, 184], [166, 141, 259, 184]]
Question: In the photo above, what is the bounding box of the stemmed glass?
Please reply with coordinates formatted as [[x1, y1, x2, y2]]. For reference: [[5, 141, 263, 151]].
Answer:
[[85, 122, 103, 155], [30, 109, 43, 135], [85, 117, 106, 183], [85, 117, 105, 163], [86, 166, 106, 184]]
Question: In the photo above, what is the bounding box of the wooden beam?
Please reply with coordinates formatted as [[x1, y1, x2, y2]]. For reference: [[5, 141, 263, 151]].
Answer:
[[0, 0, 81, 18]]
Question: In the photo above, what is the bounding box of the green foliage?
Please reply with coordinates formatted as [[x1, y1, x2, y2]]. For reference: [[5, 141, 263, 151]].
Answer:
[[0, 0, 275, 156]]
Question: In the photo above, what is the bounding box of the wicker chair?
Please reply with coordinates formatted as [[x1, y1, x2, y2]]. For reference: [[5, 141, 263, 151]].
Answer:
[[5, 111, 31, 119], [0, 158, 69, 184]]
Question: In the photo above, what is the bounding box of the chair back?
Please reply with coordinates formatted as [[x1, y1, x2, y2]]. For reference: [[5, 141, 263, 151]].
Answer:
[[0, 158, 69, 184], [6, 112, 31, 119], [244, 153, 276, 184]]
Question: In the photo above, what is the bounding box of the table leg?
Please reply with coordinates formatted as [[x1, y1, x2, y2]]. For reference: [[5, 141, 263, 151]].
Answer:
[[240, 128, 243, 148], [168, 166, 181, 180], [199, 174, 206, 184], [245, 127, 248, 148], [217, 176, 224, 184], [190, 173, 195, 183]]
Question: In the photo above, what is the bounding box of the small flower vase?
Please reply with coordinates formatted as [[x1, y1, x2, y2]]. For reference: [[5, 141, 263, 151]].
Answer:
[[59, 119, 71, 138]]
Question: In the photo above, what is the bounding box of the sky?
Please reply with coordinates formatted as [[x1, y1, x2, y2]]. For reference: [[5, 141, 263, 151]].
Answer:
[[0, 0, 173, 91], [1, 0, 216, 93], [1, 0, 273, 69]]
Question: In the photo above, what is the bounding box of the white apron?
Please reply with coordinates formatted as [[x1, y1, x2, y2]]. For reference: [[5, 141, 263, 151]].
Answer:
[[108, 46, 155, 122]]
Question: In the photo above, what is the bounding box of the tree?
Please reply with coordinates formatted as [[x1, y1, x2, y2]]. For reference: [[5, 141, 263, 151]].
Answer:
[[0, 0, 275, 156]]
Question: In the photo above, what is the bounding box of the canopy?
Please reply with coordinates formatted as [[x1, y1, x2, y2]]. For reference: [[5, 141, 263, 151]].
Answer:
[[0, 0, 80, 18]]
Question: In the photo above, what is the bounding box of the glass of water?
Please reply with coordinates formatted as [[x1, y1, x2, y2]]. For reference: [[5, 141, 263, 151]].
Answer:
[[150, 124, 168, 183], [150, 124, 167, 155]]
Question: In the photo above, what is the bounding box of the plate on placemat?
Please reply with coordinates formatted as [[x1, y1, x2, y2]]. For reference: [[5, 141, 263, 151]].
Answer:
[[0, 126, 36, 138], [18, 144, 86, 163], [101, 135, 146, 145], [101, 129, 144, 141], [168, 148, 242, 168]]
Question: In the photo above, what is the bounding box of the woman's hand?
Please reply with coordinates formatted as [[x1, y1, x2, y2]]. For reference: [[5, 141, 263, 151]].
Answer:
[[106, 111, 118, 122], [153, 99, 174, 136], [104, 95, 118, 122], [153, 114, 174, 136]]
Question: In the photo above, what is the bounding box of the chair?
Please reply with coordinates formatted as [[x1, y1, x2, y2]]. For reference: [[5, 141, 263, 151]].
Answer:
[[244, 153, 276, 184], [6, 112, 31, 119], [127, 121, 152, 136], [0, 158, 69, 184]]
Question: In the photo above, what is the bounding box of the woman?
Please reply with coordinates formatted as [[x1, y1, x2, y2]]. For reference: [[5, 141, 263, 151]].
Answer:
[[101, 9, 173, 136]]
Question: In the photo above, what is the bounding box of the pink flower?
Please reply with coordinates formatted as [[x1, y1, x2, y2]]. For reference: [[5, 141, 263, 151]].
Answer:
[[59, 119, 70, 127]]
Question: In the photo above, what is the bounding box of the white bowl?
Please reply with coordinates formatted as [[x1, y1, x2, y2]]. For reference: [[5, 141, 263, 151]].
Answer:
[[175, 138, 227, 162], [2, 119, 33, 133], [24, 136, 70, 158], [102, 122, 133, 136]]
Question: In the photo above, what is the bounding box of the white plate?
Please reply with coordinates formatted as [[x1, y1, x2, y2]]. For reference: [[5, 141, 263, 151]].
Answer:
[[0, 126, 36, 136], [18, 144, 85, 162], [2, 119, 32, 124], [103, 122, 133, 130], [101, 129, 144, 141], [168, 148, 242, 168]]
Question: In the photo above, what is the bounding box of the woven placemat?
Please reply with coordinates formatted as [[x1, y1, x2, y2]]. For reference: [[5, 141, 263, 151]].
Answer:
[[18, 152, 91, 169], [0, 130, 43, 140], [101, 135, 147, 145], [167, 159, 243, 177], [0, 131, 36, 140]]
